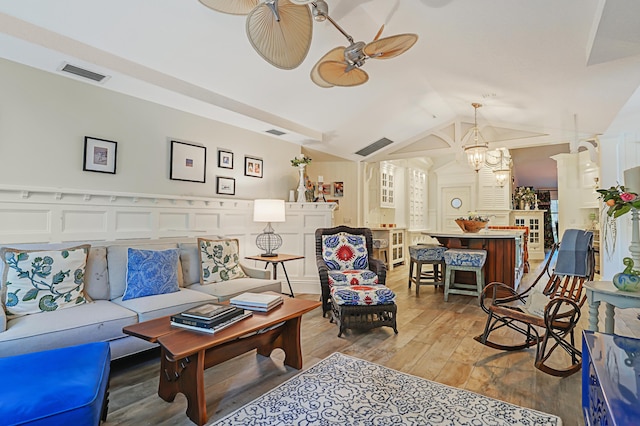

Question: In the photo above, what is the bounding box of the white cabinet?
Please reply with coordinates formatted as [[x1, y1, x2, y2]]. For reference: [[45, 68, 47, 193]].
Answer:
[[511, 210, 546, 260], [372, 228, 405, 270], [380, 162, 395, 208], [408, 168, 426, 229]]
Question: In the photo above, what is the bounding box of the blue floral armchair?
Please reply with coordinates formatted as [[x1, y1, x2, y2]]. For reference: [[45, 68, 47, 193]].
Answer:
[[315, 226, 387, 317]]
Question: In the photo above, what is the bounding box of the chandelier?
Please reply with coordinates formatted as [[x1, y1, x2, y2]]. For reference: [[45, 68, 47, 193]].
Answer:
[[463, 103, 489, 172], [486, 148, 512, 188]]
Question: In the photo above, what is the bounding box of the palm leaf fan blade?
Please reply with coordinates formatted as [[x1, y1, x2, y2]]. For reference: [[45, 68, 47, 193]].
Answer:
[[317, 61, 368, 87], [364, 33, 418, 59], [310, 47, 346, 88], [198, 0, 258, 15], [246, 0, 312, 70]]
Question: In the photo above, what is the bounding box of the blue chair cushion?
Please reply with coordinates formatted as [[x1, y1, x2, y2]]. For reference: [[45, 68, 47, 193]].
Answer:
[[409, 245, 447, 261], [443, 249, 487, 267], [0, 342, 110, 426]]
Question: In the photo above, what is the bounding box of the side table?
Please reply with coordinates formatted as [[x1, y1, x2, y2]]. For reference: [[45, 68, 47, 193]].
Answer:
[[585, 281, 640, 333], [245, 254, 304, 297]]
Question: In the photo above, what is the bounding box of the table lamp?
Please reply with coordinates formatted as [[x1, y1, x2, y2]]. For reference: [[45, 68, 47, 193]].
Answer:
[[253, 199, 286, 257]]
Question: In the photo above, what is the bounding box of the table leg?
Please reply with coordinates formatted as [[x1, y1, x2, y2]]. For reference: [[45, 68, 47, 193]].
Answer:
[[604, 303, 615, 334], [281, 262, 295, 297], [588, 300, 600, 332], [278, 317, 303, 369], [158, 349, 207, 426]]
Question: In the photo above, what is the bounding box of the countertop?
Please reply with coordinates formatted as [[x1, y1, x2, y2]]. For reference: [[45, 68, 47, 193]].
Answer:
[[423, 229, 525, 239]]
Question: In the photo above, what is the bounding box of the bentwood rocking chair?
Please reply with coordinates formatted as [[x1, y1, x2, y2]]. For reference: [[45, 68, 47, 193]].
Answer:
[[474, 229, 595, 377]]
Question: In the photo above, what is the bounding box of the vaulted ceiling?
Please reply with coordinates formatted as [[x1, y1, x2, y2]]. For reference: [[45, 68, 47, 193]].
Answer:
[[2, 0, 640, 163]]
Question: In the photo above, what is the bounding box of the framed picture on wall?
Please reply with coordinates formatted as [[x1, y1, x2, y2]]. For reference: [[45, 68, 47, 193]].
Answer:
[[170, 140, 206, 183], [83, 136, 117, 174], [216, 176, 235, 195], [333, 181, 344, 197], [218, 149, 233, 169], [244, 156, 263, 178]]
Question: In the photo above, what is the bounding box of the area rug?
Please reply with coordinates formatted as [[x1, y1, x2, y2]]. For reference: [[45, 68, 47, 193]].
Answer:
[[212, 352, 562, 426]]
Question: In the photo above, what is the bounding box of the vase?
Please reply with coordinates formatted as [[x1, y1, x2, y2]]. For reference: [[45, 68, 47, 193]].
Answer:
[[296, 164, 306, 203], [525, 203, 530, 210], [612, 273, 640, 292], [519, 200, 524, 210]]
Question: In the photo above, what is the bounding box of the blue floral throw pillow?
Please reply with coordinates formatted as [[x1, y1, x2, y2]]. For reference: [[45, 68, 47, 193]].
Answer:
[[123, 248, 180, 301], [1, 245, 91, 319]]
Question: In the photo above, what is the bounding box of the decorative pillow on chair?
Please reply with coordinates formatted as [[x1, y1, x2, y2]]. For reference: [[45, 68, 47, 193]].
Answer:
[[122, 248, 180, 301], [1, 245, 91, 319], [322, 233, 369, 271], [198, 238, 247, 284]]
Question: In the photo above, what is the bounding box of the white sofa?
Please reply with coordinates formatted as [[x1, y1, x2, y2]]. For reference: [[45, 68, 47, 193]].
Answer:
[[0, 240, 281, 359]]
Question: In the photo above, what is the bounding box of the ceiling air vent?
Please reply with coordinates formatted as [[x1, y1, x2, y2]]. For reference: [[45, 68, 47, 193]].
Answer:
[[59, 63, 110, 83], [355, 137, 394, 157], [265, 129, 286, 136]]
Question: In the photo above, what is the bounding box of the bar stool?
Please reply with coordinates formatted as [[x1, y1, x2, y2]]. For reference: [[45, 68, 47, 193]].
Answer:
[[443, 248, 487, 303], [408, 244, 447, 295], [372, 238, 389, 265]]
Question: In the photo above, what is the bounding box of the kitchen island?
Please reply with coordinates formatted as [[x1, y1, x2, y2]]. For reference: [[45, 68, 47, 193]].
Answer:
[[423, 229, 525, 297]]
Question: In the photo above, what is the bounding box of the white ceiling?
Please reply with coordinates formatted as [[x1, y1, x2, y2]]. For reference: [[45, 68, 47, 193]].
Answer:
[[2, 0, 640, 162]]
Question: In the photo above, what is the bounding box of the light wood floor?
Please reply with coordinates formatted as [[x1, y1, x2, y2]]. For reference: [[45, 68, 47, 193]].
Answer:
[[104, 259, 640, 426]]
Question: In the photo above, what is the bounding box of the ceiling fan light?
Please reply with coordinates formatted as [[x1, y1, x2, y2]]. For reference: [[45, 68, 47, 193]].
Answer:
[[312, 0, 328, 22]]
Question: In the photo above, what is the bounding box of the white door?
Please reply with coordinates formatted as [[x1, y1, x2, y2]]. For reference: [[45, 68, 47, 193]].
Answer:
[[441, 186, 472, 231]]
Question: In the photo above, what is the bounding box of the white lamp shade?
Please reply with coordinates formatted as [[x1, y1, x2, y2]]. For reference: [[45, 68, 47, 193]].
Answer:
[[253, 199, 286, 222]]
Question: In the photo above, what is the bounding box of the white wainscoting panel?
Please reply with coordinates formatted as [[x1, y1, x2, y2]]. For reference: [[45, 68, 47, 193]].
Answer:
[[0, 185, 334, 294]]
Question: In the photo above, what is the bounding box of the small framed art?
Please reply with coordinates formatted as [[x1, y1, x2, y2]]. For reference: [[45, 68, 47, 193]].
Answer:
[[244, 156, 263, 178], [333, 181, 344, 197], [170, 140, 206, 183], [218, 149, 233, 169], [83, 136, 117, 174], [216, 176, 235, 195]]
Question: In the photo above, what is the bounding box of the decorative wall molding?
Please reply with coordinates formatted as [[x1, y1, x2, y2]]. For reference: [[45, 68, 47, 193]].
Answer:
[[0, 185, 335, 294]]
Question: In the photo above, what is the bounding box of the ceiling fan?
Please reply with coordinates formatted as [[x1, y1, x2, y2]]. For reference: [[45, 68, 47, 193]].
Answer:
[[198, 0, 418, 87]]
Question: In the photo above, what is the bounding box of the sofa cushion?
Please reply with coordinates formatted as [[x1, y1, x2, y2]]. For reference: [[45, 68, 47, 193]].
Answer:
[[0, 300, 138, 357], [84, 246, 110, 301], [112, 288, 216, 322], [188, 278, 281, 301], [122, 248, 180, 301], [322, 233, 369, 271], [179, 243, 201, 286], [198, 238, 247, 284], [327, 270, 379, 287], [107, 243, 179, 300], [1, 245, 91, 319]]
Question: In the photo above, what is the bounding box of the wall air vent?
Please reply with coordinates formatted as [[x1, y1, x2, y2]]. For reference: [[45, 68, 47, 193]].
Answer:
[[355, 137, 394, 157], [58, 63, 110, 83], [265, 129, 286, 136]]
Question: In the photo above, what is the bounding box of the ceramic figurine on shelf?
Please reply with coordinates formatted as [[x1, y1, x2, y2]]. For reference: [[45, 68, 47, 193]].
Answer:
[[612, 257, 640, 292]]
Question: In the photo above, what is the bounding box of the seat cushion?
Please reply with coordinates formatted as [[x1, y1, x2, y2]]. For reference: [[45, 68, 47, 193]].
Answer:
[[409, 245, 447, 261], [0, 300, 138, 358], [112, 288, 216, 322], [0, 342, 110, 426], [188, 277, 281, 301], [327, 270, 379, 287], [331, 285, 396, 306], [443, 249, 487, 267]]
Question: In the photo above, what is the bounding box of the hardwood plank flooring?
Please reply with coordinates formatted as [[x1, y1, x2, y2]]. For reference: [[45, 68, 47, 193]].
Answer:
[[104, 258, 640, 426]]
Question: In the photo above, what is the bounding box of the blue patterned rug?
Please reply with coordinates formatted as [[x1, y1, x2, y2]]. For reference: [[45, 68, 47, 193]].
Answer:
[[212, 352, 562, 425]]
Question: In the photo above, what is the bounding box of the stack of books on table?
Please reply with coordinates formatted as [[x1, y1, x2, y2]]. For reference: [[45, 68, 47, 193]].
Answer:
[[229, 292, 284, 312], [170, 303, 251, 334]]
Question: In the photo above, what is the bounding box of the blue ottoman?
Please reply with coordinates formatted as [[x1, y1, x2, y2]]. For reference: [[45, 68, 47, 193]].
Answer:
[[0, 342, 110, 426]]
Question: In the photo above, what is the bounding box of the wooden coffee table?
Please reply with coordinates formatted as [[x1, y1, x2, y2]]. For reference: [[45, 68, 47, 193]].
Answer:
[[122, 295, 320, 425]]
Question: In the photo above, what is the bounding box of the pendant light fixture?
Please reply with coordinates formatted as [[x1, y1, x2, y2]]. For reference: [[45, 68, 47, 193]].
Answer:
[[463, 103, 489, 172]]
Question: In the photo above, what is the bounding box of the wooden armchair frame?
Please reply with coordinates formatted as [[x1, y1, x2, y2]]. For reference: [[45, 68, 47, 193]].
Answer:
[[474, 242, 595, 377], [315, 226, 387, 317]]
